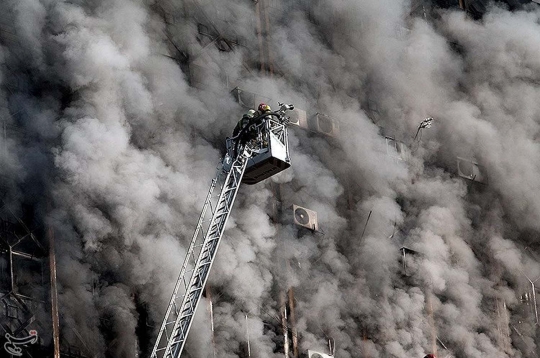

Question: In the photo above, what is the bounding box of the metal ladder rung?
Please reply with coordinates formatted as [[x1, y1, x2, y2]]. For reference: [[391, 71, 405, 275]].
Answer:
[[151, 153, 250, 358]]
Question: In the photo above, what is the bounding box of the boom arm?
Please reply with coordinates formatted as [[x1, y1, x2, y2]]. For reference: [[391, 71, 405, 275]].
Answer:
[[151, 103, 293, 358], [151, 150, 250, 358]]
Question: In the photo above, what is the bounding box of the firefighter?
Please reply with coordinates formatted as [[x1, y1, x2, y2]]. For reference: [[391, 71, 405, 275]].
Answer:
[[245, 103, 271, 142], [232, 108, 260, 157], [235, 103, 271, 141], [232, 103, 273, 156], [257, 103, 271, 116], [233, 109, 256, 138]]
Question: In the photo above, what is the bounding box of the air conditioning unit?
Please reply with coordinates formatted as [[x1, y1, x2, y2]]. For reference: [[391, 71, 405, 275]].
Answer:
[[385, 137, 410, 161], [308, 350, 332, 358], [400, 246, 420, 275], [230, 87, 272, 110], [456, 157, 487, 184], [288, 108, 308, 129], [314, 113, 339, 137], [231, 87, 256, 109], [292, 205, 318, 231]]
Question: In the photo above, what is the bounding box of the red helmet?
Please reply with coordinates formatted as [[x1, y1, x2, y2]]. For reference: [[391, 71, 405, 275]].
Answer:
[[258, 103, 271, 112], [424, 355, 436, 358]]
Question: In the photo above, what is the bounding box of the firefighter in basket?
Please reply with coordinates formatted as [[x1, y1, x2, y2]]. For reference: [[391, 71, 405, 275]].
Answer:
[[232, 103, 272, 155]]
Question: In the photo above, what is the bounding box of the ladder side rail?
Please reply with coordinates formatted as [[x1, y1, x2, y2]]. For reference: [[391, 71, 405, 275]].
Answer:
[[166, 154, 248, 357], [282, 123, 289, 161], [165, 155, 247, 358], [151, 164, 223, 358], [165, 154, 249, 358]]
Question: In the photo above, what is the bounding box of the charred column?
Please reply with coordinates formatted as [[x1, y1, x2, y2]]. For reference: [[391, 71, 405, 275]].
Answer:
[[48, 224, 60, 358]]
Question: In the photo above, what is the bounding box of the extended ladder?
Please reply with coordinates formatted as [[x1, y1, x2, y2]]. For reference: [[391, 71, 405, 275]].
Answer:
[[151, 149, 251, 358]]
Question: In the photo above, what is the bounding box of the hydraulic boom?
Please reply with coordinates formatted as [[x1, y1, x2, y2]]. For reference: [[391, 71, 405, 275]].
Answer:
[[151, 103, 293, 358]]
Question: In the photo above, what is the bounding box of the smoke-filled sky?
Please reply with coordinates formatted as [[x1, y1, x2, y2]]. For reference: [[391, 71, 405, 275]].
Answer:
[[2, 0, 540, 357]]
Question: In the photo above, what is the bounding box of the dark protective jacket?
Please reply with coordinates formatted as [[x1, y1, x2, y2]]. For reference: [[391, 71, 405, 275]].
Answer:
[[233, 110, 270, 138], [233, 116, 251, 138]]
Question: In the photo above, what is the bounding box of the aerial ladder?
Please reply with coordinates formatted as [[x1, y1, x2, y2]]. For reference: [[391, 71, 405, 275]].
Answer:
[[151, 103, 294, 358]]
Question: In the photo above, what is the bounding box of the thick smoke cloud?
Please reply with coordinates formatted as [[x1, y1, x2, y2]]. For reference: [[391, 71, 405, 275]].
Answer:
[[2, 0, 540, 357]]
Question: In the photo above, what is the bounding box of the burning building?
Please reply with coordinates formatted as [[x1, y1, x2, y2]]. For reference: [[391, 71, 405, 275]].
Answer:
[[1, 0, 540, 357]]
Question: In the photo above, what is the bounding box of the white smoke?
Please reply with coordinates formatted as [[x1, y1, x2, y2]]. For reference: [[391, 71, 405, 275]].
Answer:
[[2, 0, 540, 357]]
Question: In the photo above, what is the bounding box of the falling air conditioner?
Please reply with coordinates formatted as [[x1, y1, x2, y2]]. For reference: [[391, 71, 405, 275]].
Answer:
[[292, 205, 318, 231], [288, 108, 308, 129], [456, 157, 487, 184], [308, 350, 332, 358], [314, 113, 339, 137]]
